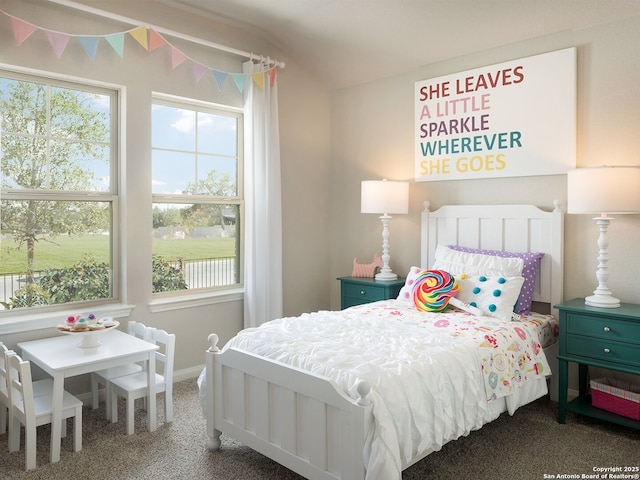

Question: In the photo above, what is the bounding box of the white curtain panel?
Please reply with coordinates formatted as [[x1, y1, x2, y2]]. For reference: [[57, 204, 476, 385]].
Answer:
[[242, 61, 283, 328]]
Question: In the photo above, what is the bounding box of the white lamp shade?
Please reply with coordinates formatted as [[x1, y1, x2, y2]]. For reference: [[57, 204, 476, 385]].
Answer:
[[567, 166, 640, 214], [361, 180, 409, 215]]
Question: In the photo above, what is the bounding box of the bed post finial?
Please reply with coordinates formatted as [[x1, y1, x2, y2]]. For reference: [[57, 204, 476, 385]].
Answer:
[[553, 199, 563, 212], [355, 380, 372, 406], [423, 200, 431, 212], [207, 333, 220, 353]]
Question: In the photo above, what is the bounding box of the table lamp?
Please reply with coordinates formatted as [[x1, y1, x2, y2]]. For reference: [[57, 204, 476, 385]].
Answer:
[[361, 179, 409, 281], [567, 165, 640, 308]]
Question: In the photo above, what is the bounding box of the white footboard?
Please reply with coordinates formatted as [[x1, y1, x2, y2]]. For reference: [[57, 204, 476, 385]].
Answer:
[[205, 334, 373, 480]]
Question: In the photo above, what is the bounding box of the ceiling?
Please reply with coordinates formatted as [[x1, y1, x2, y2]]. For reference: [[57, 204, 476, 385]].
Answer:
[[163, 1, 640, 90]]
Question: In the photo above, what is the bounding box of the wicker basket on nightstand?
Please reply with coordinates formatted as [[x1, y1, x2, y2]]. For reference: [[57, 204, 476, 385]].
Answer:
[[590, 377, 640, 421]]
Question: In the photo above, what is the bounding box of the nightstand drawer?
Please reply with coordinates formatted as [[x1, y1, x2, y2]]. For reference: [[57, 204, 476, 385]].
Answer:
[[566, 313, 640, 345], [566, 334, 640, 367], [337, 276, 405, 309], [341, 282, 386, 302]]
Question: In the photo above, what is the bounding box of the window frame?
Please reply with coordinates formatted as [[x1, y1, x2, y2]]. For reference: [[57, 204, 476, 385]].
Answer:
[[0, 66, 128, 333], [150, 92, 244, 308]]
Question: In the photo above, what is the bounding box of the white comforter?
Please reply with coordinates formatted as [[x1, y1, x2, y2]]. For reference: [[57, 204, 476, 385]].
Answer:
[[216, 300, 551, 479]]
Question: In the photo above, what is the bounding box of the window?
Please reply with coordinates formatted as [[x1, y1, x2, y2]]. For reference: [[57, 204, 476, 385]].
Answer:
[[0, 72, 117, 313], [151, 95, 242, 296]]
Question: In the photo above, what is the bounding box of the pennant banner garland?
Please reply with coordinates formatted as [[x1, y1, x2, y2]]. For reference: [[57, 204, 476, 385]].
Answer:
[[0, 10, 277, 92], [10, 16, 37, 46], [148, 29, 166, 52]]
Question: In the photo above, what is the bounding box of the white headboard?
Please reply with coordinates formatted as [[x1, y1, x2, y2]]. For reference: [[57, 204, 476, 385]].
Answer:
[[421, 201, 564, 314]]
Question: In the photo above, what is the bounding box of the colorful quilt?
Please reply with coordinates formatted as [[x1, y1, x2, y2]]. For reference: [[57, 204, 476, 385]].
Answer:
[[349, 301, 556, 401]]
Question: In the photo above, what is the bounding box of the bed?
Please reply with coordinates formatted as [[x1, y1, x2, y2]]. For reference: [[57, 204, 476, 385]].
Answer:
[[200, 201, 564, 480]]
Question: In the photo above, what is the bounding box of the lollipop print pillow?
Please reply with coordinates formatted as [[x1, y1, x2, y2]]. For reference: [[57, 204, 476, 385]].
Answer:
[[410, 269, 459, 312]]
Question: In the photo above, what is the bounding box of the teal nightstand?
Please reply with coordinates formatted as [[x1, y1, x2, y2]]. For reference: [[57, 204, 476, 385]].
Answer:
[[337, 276, 405, 309], [556, 298, 640, 430]]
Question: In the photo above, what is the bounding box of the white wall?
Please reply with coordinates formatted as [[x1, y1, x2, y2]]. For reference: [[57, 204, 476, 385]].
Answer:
[[0, 0, 333, 389]]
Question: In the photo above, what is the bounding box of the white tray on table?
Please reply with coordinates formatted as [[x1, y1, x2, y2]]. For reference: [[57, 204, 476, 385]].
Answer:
[[57, 320, 120, 348]]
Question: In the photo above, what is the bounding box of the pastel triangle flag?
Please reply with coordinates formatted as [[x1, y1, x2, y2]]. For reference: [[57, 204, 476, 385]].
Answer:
[[232, 73, 246, 93], [10, 17, 38, 46], [129, 26, 148, 51], [105, 33, 125, 58], [268, 68, 277, 87], [78, 36, 99, 60], [251, 71, 264, 91], [212, 70, 228, 90], [46, 31, 71, 58], [192, 61, 208, 82], [170, 46, 187, 69], [148, 29, 167, 51]]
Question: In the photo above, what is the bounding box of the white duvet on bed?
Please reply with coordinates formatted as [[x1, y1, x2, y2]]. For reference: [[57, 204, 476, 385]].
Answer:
[[205, 300, 552, 480]]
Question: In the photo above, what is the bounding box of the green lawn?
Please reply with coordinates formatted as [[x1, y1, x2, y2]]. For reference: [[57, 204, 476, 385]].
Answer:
[[0, 235, 236, 274]]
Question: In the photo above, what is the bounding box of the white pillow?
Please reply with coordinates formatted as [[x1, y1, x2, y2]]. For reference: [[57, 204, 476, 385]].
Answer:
[[432, 245, 524, 277], [455, 273, 525, 321], [396, 266, 423, 305]]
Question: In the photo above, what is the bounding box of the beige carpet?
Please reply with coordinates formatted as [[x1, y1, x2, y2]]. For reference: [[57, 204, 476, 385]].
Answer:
[[0, 378, 638, 479]]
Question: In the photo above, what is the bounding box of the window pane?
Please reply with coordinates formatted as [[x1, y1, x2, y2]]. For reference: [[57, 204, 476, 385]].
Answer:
[[1, 135, 47, 189], [197, 112, 237, 155], [152, 203, 238, 291], [195, 155, 237, 196], [152, 105, 196, 151], [152, 150, 196, 194], [50, 140, 111, 191], [0, 200, 112, 308], [50, 87, 111, 143], [0, 78, 112, 193], [0, 78, 44, 135]]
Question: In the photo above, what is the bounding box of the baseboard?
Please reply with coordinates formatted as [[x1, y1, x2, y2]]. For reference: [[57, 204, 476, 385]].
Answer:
[[77, 364, 205, 405], [174, 364, 205, 382]]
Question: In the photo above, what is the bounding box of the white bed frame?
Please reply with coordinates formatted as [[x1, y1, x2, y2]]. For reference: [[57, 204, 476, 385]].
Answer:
[[204, 202, 564, 480]]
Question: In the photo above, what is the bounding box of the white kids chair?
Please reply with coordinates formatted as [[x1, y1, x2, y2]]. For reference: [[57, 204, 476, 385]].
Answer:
[[6, 352, 83, 470], [109, 328, 175, 435], [90, 321, 156, 419], [1, 343, 56, 436], [0, 343, 12, 435]]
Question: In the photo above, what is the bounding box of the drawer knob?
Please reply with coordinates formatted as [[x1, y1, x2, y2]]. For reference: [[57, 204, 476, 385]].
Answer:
[[603, 348, 611, 353], [603, 326, 611, 332], [360, 290, 366, 295]]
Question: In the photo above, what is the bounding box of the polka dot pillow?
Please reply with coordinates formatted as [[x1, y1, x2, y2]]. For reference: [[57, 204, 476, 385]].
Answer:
[[446, 246, 544, 315], [454, 273, 525, 321], [396, 266, 424, 305]]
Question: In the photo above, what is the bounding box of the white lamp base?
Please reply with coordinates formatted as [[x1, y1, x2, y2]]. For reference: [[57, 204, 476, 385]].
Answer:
[[375, 271, 398, 281], [585, 294, 620, 309], [584, 215, 621, 309], [375, 214, 398, 281]]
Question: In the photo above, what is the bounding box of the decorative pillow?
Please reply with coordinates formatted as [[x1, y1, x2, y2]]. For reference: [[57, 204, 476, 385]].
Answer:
[[455, 273, 525, 321], [447, 245, 544, 315], [432, 245, 524, 277], [411, 269, 459, 312], [396, 266, 424, 305]]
